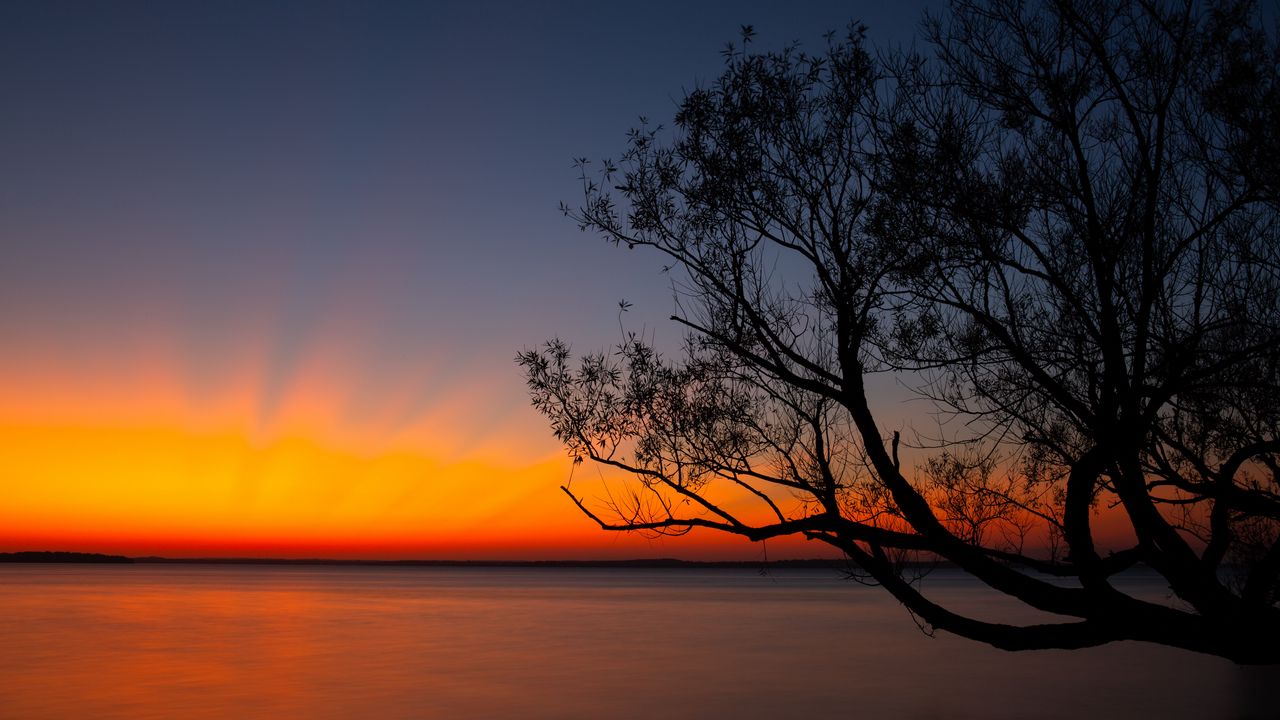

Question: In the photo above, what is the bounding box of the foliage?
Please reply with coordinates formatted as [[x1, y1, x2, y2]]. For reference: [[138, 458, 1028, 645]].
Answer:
[[518, 1, 1280, 663]]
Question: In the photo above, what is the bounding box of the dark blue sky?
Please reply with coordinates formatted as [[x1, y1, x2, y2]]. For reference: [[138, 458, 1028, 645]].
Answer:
[[1, 0, 932, 379]]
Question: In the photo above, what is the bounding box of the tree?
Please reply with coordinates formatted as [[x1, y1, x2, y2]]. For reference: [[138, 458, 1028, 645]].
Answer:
[[518, 0, 1280, 664]]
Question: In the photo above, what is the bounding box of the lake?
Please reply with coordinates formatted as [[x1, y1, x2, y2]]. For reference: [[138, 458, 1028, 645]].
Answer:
[[0, 565, 1271, 719]]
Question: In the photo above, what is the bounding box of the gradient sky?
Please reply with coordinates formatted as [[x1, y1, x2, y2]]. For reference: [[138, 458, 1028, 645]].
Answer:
[[0, 0, 934, 559]]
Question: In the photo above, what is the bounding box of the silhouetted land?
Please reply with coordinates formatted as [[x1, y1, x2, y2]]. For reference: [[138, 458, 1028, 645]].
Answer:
[[0, 551, 133, 563]]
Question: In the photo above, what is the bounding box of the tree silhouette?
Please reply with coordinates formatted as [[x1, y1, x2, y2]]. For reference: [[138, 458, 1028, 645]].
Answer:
[[519, 0, 1279, 663]]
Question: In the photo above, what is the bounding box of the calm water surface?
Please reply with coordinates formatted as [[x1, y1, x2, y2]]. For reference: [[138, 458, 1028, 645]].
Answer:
[[0, 565, 1272, 719]]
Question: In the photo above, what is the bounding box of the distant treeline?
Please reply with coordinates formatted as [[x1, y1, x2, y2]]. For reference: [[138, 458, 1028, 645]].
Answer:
[[0, 551, 133, 563]]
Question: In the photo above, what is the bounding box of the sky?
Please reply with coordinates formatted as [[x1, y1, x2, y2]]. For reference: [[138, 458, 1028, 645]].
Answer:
[[0, 0, 936, 559]]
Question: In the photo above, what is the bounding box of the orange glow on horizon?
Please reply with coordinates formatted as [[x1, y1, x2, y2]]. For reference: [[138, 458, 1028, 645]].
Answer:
[[0, 335, 834, 560], [0, 417, 821, 560], [0, 330, 1131, 561]]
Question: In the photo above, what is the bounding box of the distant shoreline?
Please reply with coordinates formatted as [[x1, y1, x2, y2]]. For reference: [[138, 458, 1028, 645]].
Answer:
[[0, 551, 134, 564], [0, 551, 862, 569]]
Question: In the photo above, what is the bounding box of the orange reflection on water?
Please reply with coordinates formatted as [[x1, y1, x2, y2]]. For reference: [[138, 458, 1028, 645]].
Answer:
[[0, 564, 1258, 720]]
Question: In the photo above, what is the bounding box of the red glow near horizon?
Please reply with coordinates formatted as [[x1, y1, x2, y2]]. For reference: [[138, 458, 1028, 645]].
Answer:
[[0, 336, 842, 560], [0, 334, 1139, 561]]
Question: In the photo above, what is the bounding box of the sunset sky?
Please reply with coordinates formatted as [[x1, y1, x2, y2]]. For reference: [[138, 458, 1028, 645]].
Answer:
[[0, 0, 933, 559]]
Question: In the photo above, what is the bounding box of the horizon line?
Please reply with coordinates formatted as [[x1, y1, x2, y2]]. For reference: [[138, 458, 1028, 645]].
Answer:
[[0, 550, 864, 568]]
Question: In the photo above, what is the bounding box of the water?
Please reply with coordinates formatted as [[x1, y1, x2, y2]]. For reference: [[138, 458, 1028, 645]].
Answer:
[[0, 565, 1271, 719]]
